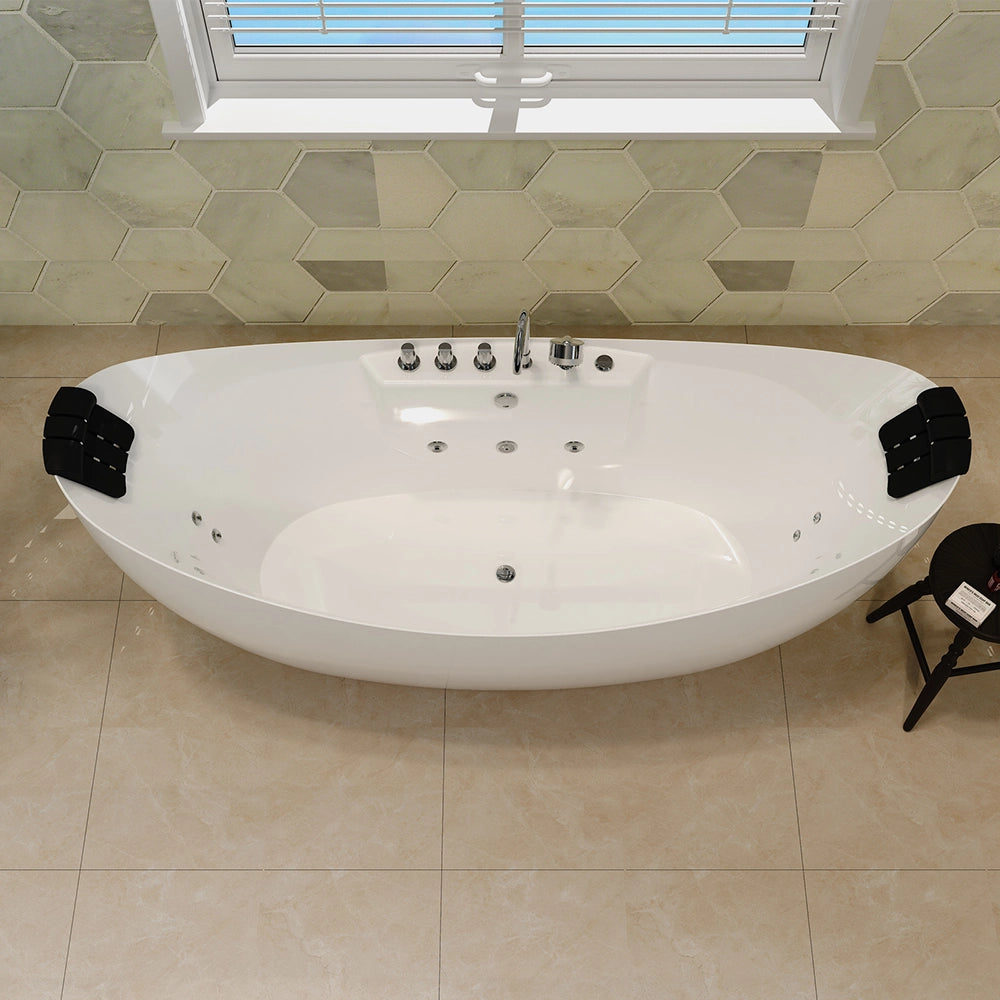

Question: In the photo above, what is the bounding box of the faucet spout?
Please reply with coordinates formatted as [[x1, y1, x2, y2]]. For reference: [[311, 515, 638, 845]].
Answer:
[[513, 310, 532, 374]]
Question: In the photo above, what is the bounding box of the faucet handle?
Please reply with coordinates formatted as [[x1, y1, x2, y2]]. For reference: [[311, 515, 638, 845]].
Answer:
[[474, 342, 496, 371], [434, 342, 457, 371], [397, 342, 420, 371]]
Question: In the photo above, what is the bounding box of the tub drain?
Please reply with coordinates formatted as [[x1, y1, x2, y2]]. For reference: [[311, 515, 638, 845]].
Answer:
[[496, 564, 516, 582]]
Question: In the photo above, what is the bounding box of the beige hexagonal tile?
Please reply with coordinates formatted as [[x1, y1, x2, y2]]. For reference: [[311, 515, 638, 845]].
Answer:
[[909, 14, 1000, 107], [721, 152, 822, 227], [306, 292, 458, 325], [0, 293, 72, 323], [0, 111, 100, 190], [384, 261, 452, 292], [708, 261, 794, 292], [621, 192, 734, 260], [835, 262, 945, 323], [214, 262, 324, 322], [937, 231, 1000, 291], [0, 14, 73, 106], [697, 292, 848, 325], [433, 192, 550, 259], [300, 229, 454, 261], [136, 293, 240, 325], [610, 261, 722, 323], [914, 292, 1000, 324], [297, 260, 386, 292], [713, 229, 867, 261], [627, 141, 752, 190], [826, 65, 920, 152], [428, 141, 552, 190], [857, 193, 974, 260], [805, 153, 893, 228], [62, 64, 173, 150], [527, 151, 647, 227], [26, 0, 155, 60], [0, 262, 43, 292], [39, 263, 147, 323], [880, 111, 1000, 190], [0, 171, 16, 225], [0, 230, 40, 263], [117, 230, 226, 292], [10, 193, 127, 261], [91, 152, 212, 228], [530, 292, 628, 326], [965, 159, 1000, 227], [373, 152, 455, 227], [176, 141, 300, 190], [877, 0, 952, 60], [787, 262, 864, 292], [436, 261, 545, 323], [283, 151, 380, 227], [526, 229, 636, 290], [197, 192, 314, 260]]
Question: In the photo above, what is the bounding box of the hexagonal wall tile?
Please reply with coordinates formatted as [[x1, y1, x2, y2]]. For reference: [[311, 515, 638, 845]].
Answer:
[[627, 141, 751, 190], [176, 141, 301, 189], [880, 111, 1000, 190], [373, 152, 455, 227], [857, 193, 974, 260], [529, 293, 628, 326], [429, 141, 552, 190], [877, 0, 952, 60], [283, 152, 380, 227], [939, 231, 1000, 292], [433, 192, 550, 259], [39, 263, 146, 323], [713, 229, 867, 261], [26, 0, 155, 60], [697, 293, 848, 325], [835, 262, 945, 323], [826, 65, 920, 152], [436, 262, 545, 323], [964, 159, 1000, 227], [306, 292, 458, 325], [720, 152, 821, 227], [62, 64, 173, 150], [214, 262, 324, 322], [136, 294, 240, 325], [527, 151, 647, 227], [909, 15, 1000, 106], [92, 152, 212, 228], [297, 261, 387, 292], [620, 192, 734, 260], [526, 229, 636, 290], [611, 261, 722, 323], [10, 193, 127, 261], [197, 192, 314, 260], [0, 14, 72, 106], [915, 293, 1000, 324], [0, 171, 17, 225], [708, 261, 794, 292], [300, 229, 454, 262], [805, 153, 892, 228], [117, 230, 226, 292], [0, 111, 99, 190]]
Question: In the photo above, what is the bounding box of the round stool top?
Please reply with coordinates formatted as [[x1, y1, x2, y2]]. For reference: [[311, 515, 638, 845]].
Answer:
[[929, 522, 1000, 640]]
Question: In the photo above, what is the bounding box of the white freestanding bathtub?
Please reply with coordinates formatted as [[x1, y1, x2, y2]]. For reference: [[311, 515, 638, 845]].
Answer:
[[52, 337, 961, 689]]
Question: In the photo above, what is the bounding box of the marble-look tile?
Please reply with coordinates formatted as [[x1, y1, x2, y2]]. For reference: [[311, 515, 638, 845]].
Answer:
[[857, 192, 974, 260], [877, 0, 953, 60], [526, 151, 648, 227], [197, 191, 314, 260], [434, 192, 550, 259], [26, 0, 155, 60], [720, 152, 822, 227], [62, 63, 174, 150], [712, 227, 866, 261], [443, 653, 800, 870], [214, 261, 324, 322], [829, 65, 921, 153], [0, 230, 39, 265], [176, 140, 300, 189], [371, 139, 429, 150], [136, 293, 240, 326], [938, 261, 1000, 292], [156, 324, 449, 354], [909, 14, 1000, 107], [10, 192, 127, 261], [0, 324, 157, 376], [621, 192, 734, 259], [529, 292, 628, 325], [91, 151, 212, 228], [526, 228, 635, 289], [301, 228, 455, 261], [787, 261, 864, 292], [0, 871, 77, 1000], [436, 262, 545, 323], [429, 140, 552, 189], [297, 260, 387, 291], [915, 292, 1000, 325], [805, 152, 892, 228], [39, 263, 146, 324], [372, 151, 455, 227], [611, 260, 722, 322], [117, 229, 226, 292], [965, 159, 1000, 227], [0, 170, 16, 225], [809, 871, 1000, 1000], [384, 260, 451, 292], [306, 290, 458, 325], [0, 110, 100, 190], [957, 0, 1000, 8], [0, 294, 73, 324], [708, 260, 794, 292], [84, 602, 445, 869], [626, 140, 752, 189], [64, 870, 440, 1000], [283, 151, 380, 227], [0, 601, 116, 867], [0, 261, 42, 292], [784, 600, 1000, 869], [527, 257, 632, 291], [0, 13, 72, 106], [881, 110, 1000, 191], [834, 262, 946, 324], [698, 292, 847, 325]]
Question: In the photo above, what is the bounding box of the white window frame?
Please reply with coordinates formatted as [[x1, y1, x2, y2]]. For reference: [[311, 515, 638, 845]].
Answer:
[[150, 0, 892, 139]]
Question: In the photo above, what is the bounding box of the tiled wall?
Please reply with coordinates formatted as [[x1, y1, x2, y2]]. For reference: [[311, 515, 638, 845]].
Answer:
[[1, 0, 1000, 326]]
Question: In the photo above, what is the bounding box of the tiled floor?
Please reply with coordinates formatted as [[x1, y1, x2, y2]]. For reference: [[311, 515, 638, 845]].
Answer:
[[3, 323, 1000, 998]]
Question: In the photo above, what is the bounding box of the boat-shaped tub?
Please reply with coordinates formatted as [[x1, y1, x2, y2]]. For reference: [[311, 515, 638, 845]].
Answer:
[[53, 337, 962, 689]]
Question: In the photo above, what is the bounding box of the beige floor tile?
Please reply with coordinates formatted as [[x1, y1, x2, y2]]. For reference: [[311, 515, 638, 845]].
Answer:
[[808, 871, 1000, 1000], [784, 601, 1000, 869], [443, 652, 800, 870], [627, 871, 814, 1000], [83, 603, 444, 869], [0, 601, 116, 867], [1, 378, 125, 600], [64, 870, 440, 1000], [0, 871, 78, 1000], [0, 325, 158, 377]]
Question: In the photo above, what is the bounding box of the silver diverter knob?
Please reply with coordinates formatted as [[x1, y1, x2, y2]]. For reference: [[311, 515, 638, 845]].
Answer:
[[397, 342, 420, 371], [434, 342, 457, 371], [474, 342, 496, 371], [548, 336, 584, 370]]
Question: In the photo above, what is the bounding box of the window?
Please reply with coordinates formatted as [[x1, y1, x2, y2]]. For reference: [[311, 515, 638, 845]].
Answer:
[[150, 0, 892, 137]]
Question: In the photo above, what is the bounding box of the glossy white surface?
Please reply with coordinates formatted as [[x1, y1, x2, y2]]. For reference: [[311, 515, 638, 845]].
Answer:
[[59, 338, 957, 689]]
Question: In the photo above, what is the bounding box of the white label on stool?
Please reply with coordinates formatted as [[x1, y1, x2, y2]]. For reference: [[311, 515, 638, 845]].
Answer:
[[946, 582, 996, 627]]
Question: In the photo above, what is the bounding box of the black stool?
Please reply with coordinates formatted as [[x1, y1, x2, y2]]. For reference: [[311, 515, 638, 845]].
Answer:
[[866, 523, 1000, 731]]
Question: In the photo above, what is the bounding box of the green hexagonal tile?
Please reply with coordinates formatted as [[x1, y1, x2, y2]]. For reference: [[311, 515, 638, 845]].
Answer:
[[0, 111, 99, 190], [428, 141, 552, 190], [27, 0, 155, 60], [283, 152, 380, 227], [92, 152, 212, 228], [10, 193, 127, 261], [620, 192, 734, 260], [0, 14, 72, 106], [527, 151, 648, 227], [197, 192, 314, 260], [909, 15, 1000, 107], [433, 192, 550, 259]]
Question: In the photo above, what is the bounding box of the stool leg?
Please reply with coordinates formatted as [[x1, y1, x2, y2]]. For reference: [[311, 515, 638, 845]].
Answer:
[[903, 628, 974, 731], [866, 577, 932, 624]]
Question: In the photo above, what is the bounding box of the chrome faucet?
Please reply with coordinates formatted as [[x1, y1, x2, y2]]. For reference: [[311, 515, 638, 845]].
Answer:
[[513, 310, 532, 374]]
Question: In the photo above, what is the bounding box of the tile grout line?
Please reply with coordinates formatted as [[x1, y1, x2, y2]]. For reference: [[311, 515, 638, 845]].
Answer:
[[438, 688, 447, 1000], [59, 583, 124, 1000], [778, 644, 820, 1000]]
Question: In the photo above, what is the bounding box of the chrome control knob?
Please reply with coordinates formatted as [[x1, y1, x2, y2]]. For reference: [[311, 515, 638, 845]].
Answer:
[[474, 342, 496, 371], [397, 342, 420, 371], [549, 336, 584, 370], [435, 342, 457, 371]]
